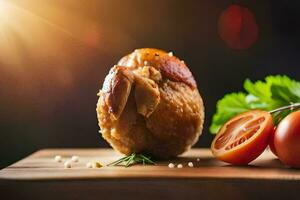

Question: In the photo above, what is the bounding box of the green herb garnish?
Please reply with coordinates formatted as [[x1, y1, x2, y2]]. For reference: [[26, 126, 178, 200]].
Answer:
[[107, 153, 155, 167], [210, 75, 300, 134]]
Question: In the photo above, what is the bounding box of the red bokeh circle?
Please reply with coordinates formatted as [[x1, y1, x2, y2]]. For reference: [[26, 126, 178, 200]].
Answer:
[[218, 4, 259, 50]]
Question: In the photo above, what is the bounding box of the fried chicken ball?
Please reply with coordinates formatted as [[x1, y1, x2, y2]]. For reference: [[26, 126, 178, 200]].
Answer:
[[96, 48, 204, 158]]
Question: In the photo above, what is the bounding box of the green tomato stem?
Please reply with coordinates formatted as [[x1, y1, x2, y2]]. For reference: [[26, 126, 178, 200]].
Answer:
[[269, 103, 300, 114]]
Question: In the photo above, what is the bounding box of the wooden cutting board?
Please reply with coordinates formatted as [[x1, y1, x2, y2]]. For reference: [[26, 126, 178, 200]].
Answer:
[[1, 148, 300, 200]]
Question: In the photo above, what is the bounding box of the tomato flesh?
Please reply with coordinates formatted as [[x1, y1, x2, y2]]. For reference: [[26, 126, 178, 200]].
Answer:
[[211, 110, 274, 165], [273, 110, 300, 168]]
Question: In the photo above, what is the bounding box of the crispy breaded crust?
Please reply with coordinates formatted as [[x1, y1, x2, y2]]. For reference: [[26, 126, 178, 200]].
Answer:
[[118, 48, 196, 88], [97, 48, 204, 158]]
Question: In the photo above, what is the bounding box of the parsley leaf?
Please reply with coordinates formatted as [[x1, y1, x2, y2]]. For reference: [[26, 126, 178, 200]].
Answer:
[[210, 75, 300, 134]]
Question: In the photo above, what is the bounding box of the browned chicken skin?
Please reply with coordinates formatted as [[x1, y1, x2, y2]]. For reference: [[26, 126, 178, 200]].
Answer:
[[96, 48, 204, 158]]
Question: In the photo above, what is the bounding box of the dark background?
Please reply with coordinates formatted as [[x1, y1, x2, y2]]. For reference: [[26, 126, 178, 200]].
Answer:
[[0, 0, 300, 169]]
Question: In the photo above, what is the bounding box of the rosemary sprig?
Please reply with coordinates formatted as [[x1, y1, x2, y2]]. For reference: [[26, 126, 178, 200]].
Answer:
[[107, 153, 155, 168]]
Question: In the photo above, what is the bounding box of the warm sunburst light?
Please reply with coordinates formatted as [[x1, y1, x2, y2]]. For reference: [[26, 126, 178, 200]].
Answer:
[[0, 0, 103, 70], [0, 0, 22, 67], [0, 0, 114, 116], [0, 0, 11, 26]]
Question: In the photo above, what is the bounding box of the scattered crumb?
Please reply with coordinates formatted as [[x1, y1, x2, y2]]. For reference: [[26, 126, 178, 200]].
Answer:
[[168, 52, 173, 57], [177, 164, 183, 168], [188, 162, 194, 167], [64, 161, 72, 169], [54, 155, 62, 163], [92, 161, 103, 168], [71, 156, 79, 163], [168, 163, 175, 168], [86, 162, 93, 168], [196, 158, 200, 162]]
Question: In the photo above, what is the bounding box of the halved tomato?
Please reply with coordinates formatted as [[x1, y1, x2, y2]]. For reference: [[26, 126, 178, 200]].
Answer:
[[211, 110, 274, 165]]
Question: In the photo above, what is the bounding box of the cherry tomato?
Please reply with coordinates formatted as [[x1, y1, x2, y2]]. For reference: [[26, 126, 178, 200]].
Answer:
[[273, 110, 300, 168], [211, 110, 274, 165], [269, 127, 277, 156]]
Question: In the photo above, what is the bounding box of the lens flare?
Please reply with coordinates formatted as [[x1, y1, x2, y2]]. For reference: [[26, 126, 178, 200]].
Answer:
[[0, 0, 11, 25], [0, 0, 21, 67], [0, 0, 104, 71], [0, 0, 108, 114]]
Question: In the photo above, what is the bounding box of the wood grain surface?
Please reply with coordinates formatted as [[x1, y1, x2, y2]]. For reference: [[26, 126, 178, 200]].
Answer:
[[1, 148, 300, 200]]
